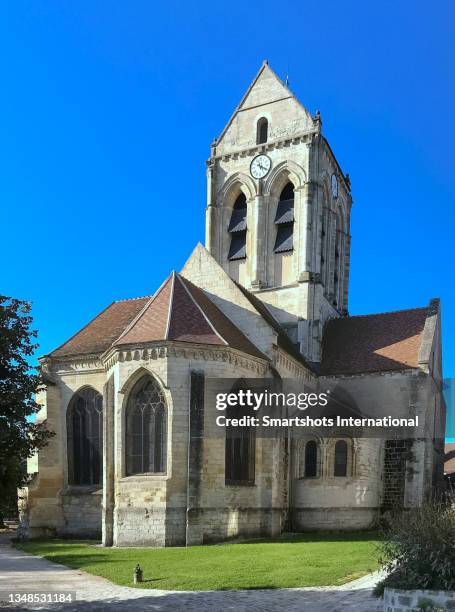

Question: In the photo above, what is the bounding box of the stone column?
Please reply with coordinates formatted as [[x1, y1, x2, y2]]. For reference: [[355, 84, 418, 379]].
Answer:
[[205, 161, 215, 253], [297, 181, 313, 281], [102, 375, 115, 546], [186, 371, 205, 546], [251, 191, 265, 289]]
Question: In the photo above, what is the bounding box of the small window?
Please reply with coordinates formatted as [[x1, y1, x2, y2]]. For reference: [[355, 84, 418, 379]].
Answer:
[[274, 182, 294, 253], [334, 440, 348, 477], [304, 440, 318, 477], [257, 117, 268, 144], [228, 193, 247, 261]]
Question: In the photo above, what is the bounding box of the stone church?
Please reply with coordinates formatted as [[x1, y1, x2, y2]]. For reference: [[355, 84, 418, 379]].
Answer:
[[19, 62, 445, 546]]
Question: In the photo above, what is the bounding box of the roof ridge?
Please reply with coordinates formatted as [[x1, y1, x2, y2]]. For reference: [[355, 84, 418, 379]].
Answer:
[[113, 295, 152, 303], [164, 272, 176, 340], [112, 273, 173, 346], [341, 306, 428, 320], [176, 274, 229, 346]]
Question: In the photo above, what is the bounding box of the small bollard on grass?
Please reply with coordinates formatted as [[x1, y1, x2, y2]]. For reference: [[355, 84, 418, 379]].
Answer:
[[133, 563, 143, 584]]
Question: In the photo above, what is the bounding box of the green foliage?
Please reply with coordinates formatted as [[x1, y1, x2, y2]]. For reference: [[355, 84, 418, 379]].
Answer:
[[417, 599, 445, 612], [374, 501, 455, 597], [15, 532, 381, 591], [0, 296, 53, 522]]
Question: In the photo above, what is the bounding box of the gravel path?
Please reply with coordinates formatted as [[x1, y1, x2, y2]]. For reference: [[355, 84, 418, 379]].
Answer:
[[0, 532, 384, 611]]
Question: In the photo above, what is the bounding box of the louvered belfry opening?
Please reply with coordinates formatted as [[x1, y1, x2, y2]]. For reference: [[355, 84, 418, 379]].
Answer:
[[67, 387, 103, 485], [228, 193, 247, 260], [274, 182, 294, 253], [126, 375, 167, 475]]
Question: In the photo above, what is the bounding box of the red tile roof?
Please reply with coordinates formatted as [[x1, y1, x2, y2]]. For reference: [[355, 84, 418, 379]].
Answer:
[[48, 297, 149, 358], [445, 443, 455, 474], [116, 272, 266, 360], [48, 273, 267, 362], [320, 307, 429, 376]]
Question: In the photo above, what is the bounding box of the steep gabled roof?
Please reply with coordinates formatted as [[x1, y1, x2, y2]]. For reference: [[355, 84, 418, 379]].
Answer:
[[47, 272, 268, 362], [320, 306, 430, 376], [47, 297, 150, 358], [115, 272, 267, 361]]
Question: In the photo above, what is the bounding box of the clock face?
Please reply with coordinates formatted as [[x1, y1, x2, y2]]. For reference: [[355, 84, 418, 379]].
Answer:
[[331, 173, 338, 198], [250, 154, 271, 179]]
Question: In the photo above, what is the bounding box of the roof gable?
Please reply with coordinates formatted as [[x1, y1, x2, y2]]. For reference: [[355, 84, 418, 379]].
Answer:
[[216, 62, 315, 155]]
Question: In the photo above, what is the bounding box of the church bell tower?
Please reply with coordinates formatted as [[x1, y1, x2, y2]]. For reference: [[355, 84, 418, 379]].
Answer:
[[205, 61, 352, 363]]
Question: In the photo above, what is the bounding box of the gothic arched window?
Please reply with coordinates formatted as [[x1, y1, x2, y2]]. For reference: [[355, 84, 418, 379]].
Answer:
[[256, 117, 268, 144], [334, 440, 348, 477], [67, 387, 103, 486], [225, 383, 255, 485], [228, 193, 247, 260], [125, 375, 167, 475], [274, 182, 294, 253]]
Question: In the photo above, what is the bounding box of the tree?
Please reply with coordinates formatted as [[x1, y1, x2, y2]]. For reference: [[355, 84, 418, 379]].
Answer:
[[0, 296, 53, 527]]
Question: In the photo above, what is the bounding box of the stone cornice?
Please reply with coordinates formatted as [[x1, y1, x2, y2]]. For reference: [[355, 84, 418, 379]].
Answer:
[[273, 346, 315, 381], [41, 354, 104, 375], [209, 129, 317, 164], [102, 341, 270, 376]]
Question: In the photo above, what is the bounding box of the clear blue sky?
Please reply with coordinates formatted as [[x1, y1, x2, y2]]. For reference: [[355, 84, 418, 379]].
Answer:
[[1, 2, 454, 381]]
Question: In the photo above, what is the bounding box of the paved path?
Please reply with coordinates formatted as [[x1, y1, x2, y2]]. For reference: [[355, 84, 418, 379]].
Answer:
[[0, 532, 384, 611]]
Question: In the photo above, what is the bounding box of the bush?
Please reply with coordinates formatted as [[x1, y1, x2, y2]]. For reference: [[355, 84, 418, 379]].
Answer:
[[374, 501, 455, 597]]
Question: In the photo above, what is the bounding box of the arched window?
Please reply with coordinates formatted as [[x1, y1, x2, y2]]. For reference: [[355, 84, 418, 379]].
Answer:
[[256, 117, 268, 144], [125, 375, 167, 475], [228, 193, 247, 260], [67, 387, 103, 485], [225, 383, 255, 485], [334, 440, 348, 477], [304, 440, 318, 477], [274, 182, 294, 253]]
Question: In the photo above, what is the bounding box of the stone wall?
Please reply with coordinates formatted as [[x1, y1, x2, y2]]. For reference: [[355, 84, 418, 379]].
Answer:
[[383, 587, 455, 611], [61, 489, 102, 538], [291, 438, 382, 531]]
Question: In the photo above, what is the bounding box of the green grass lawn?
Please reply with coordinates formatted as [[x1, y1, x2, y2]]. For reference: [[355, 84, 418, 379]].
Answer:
[[15, 531, 381, 591]]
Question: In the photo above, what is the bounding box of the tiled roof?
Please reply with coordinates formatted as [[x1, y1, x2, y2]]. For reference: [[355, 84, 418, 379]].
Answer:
[[320, 307, 429, 376], [445, 443, 455, 474], [48, 297, 150, 358], [48, 273, 267, 362], [116, 272, 267, 361]]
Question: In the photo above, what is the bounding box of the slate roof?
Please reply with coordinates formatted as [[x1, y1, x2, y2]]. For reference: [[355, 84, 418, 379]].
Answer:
[[48, 273, 267, 362], [320, 307, 429, 376]]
